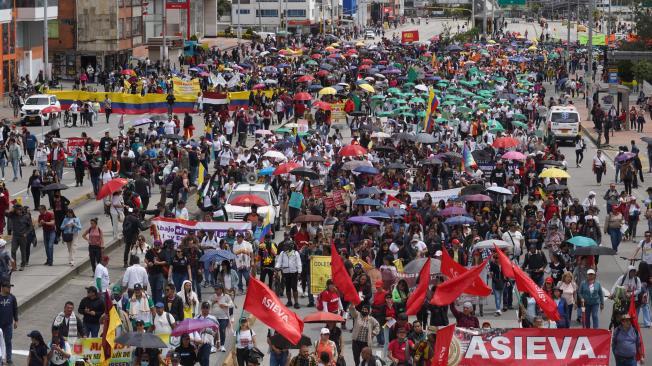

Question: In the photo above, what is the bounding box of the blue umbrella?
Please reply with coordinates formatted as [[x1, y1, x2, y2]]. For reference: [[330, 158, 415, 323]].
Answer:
[[258, 167, 275, 176], [364, 211, 391, 219], [189, 67, 201, 72], [347, 216, 381, 225], [353, 166, 380, 175], [444, 216, 476, 225], [199, 249, 236, 264], [383, 207, 407, 217], [357, 187, 382, 196], [353, 198, 382, 206], [308, 84, 324, 92]]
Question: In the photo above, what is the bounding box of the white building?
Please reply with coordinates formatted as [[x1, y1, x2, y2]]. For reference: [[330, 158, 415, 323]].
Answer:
[[16, 0, 58, 80], [231, 0, 341, 33]]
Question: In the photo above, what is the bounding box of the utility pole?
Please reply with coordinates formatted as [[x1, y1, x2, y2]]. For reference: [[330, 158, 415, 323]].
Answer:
[[43, 0, 49, 81], [257, 0, 262, 31], [587, 0, 594, 112], [482, 0, 487, 38], [471, 0, 475, 31], [163, 0, 168, 61], [567, 0, 571, 71], [237, 0, 241, 43]]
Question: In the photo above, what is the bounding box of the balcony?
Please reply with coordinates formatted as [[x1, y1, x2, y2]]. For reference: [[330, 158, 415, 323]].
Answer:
[[16, 0, 58, 22]]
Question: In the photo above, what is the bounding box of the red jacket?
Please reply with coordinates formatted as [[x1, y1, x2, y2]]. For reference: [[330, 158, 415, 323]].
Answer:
[[318, 289, 341, 313], [48, 147, 66, 163]]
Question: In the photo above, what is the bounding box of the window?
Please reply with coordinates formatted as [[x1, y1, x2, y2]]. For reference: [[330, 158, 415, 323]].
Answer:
[[131, 17, 142, 37], [1, 24, 7, 55], [124, 17, 132, 37], [256, 9, 278, 17], [236, 9, 250, 14], [2, 61, 7, 94], [48, 19, 59, 39], [285, 9, 305, 17], [117, 18, 123, 39], [287, 0, 306, 2]]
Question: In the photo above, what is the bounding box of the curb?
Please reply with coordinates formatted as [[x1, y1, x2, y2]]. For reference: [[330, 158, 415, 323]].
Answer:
[[17, 237, 124, 312]]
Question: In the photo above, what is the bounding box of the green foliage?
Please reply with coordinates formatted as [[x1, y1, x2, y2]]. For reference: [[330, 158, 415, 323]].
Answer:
[[634, 6, 652, 41], [632, 60, 652, 83], [217, 0, 232, 17], [617, 60, 634, 82], [452, 27, 480, 43], [190, 34, 199, 41]]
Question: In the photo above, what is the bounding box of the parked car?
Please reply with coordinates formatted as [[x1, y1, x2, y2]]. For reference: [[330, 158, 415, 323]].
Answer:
[[20, 94, 60, 126]]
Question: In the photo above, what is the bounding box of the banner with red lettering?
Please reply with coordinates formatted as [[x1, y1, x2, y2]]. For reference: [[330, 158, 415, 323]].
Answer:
[[444, 328, 611, 366], [244, 277, 304, 344], [401, 30, 419, 43]]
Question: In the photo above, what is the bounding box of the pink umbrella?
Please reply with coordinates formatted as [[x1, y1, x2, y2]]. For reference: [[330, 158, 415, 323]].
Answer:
[[170, 319, 219, 337], [254, 129, 273, 136], [462, 194, 493, 202], [502, 151, 526, 160], [253, 83, 266, 90]]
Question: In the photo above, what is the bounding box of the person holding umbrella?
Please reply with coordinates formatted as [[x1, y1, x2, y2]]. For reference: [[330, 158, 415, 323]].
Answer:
[[194, 301, 219, 365]]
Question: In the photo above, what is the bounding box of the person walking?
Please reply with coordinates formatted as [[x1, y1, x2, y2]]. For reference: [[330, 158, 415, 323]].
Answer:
[[578, 269, 604, 328], [6, 139, 21, 182], [349, 304, 380, 366], [0, 282, 17, 365], [103, 95, 112, 124], [77, 286, 104, 337], [27, 170, 42, 210], [593, 150, 607, 185], [605, 206, 625, 252], [60, 209, 82, 267], [233, 232, 253, 295], [209, 285, 233, 352], [7, 204, 33, 270], [574, 135, 585, 168], [275, 241, 302, 309], [37, 205, 56, 266], [82, 217, 104, 272], [612, 314, 642, 366]]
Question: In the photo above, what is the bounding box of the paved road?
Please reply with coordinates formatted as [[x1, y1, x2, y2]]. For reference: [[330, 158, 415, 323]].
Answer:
[[9, 18, 652, 365]]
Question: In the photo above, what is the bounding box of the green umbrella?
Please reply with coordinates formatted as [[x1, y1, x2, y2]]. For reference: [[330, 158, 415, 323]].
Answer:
[[387, 88, 401, 95], [566, 236, 597, 247], [401, 111, 415, 117], [435, 117, 448, 123], [477, 103, 490, 109], [512, 121, 528, 129], [377, 111, 393, 117], [410, 97, 425, 104], [392, 62, 402, 68], [275, 128, 291, 134], [487, 120, 504, 131], [403, 82, 415, 89], [516, 89, 530, 94], [442, 100, 456, 106], [457, 106, 472, 113], [513, 113, 527, 121], [417, 111, 426, 118], [371, 95, 386, 100], [395, 99, 407, 105], [276, 30, 291, 36], [493, 77, 507, 83], [305, 60, 318, 66]]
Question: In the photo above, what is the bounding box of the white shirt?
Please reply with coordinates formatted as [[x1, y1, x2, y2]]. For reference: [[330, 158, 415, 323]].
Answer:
[[174, 207, 189, 220], [94, 263, 110, 292], [101, 171, 115, 184], [233, 240, 253, 269], [122, 264, 149, 290], [210, 294, 234, 319], [275, 250, 302, 274], [164, 120, 176, 135], [153, 311, 176, 335], [224, 120, 235, 134], [195, 314, 219, 345], [502, 230, 523, 258]]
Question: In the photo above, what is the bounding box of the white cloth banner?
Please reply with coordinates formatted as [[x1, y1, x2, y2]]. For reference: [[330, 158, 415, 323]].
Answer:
[[383, 187, 461, 204], [152, 217, 251, 243]]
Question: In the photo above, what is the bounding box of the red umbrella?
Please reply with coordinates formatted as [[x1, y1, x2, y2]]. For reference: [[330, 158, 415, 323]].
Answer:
[[42, 106, 61, 114], [273, 162, 301, 175], [120, 69, 135, 75], [311, 53, 322, 59], [96, 178, 129, 200], [339, 144, 368, 157], [293, 92, 312, 101], [313, 101, 332, 110], [316, 70, 330, 77], [361, 59, 374, 64], [253, 83, 266, 90], [492, 137, 519, 149], [359, 64, 371, 70], [303, 311, 345, 323], [297, 75, 315, 83], [230, 194, 269, 206]]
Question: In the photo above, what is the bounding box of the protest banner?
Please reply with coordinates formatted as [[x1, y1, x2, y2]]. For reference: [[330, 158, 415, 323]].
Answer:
[[333, 190, 345, 206], [329, 102, 347, 121], [323, 196, 335, 211], [401, 30, 419, 43], [444, 328, 610, 366], [70, 334, 172, 364], [383, 188, 461, 204], [151, 217, 251, 243], [172, 77, 201, 95], [310, 255, 332, 293]]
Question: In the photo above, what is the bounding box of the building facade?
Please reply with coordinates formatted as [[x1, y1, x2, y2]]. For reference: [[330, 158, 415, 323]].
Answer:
[[0, 0, 16, 94], [15, 0, 57, 88], [231, 0, 341, 33]]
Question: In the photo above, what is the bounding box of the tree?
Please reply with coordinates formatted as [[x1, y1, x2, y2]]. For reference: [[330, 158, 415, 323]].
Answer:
[[632, 60, 652, 84], [617, 60, 634, 83], [217, 0, 231, 17], [634, 6, 652, 40]]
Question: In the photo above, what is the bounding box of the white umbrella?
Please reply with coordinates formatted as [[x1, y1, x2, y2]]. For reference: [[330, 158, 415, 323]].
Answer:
[[370, 132, 391, 139], [259, 51, 270, 57], [284, 122, 299, 128], [263, 151, 287, 160], [473, 240, 512, 250], [487, 186, 513, 195], [415, 84, 429, 92]]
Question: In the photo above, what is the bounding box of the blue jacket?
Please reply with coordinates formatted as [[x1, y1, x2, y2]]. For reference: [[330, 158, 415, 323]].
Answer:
[[26, 134, 37, 150], [578, 280, 604, 306]]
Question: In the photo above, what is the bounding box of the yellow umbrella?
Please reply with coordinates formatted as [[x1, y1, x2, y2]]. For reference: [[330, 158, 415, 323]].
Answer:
[[528, 45, 538, 51], [330, 42, 340, 48], [358, 83, 375, 93], [325, 46, 336, 52], [355, 42, 365, 47], [538, 168, 570, 179], [487, 39, 496, 44], [319, 87, 337, 95]]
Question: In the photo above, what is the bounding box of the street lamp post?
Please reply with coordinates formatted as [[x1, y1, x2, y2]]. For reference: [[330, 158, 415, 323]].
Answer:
[[43, 0, 49, 81]]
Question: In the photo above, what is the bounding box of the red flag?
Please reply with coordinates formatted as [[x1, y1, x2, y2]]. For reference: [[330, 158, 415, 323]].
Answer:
[[330, 243, 361, 306], [494, 243, 515, 278], [430, 324, 455, 366], [431, 259, 488, 306], [512, 264, 560, 321], [440, 249, 491, 296], [244, 277, 304, 344], [386, 195, 404, 208], [628, 294, 645, 361], [405, 258, 430, 315]]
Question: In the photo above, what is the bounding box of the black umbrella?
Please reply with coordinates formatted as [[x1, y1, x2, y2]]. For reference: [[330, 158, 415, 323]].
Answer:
[[420, 158, 443, 165], [573, 246, 617, 256], [393, 133, 415, 141], [444, 152, 463, 160], [471, 149, 493, 161], [386, 162, 408, 170], [115, 332, 167, 348], [163, 134, 183, 141], [269, 333, 312, 349], [641, 137, 652, 144], [545, 184, 568, 192], [290, 167, 319, 179], [460, 184, 486, 196], [307, 156, 328, 163], [349, 111, 367, 117], [41, 183, 69, 192], [373, 145, 396, 153], [540, 160, 564, 167]]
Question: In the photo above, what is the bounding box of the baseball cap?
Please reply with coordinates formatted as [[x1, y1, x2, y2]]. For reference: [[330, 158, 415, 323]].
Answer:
[[587, 269, 596, 275], [134, 283, 143, 290], [0, 281, 13, 287], [155, 302, 165, 308], [320, 328, 330, 335], [463, 301, 473, 309], [27, 330, 42, 338], [628, 265, 637, 271], [112, 284, 122, 294], [86, 286, 98, 293]]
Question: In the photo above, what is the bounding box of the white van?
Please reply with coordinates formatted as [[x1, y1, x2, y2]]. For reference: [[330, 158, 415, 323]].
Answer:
[[546, 105, 581, 142]]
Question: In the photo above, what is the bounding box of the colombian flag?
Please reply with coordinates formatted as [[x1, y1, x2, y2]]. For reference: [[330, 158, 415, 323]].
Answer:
[[256, 210, 273, 241], [422, 88, 439, 133], [296, 135, 307, 154], [461, 143, 477, 171]]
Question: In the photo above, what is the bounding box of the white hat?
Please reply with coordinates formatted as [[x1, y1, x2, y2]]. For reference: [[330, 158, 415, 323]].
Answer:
[[0, 239, 6, 247], [588, 191, 596, 196], [587, 269, 596, 275], [628, 265, 637, 271], [435, 250, 443, 257], [463, 302, 473, 309], [320, 328, 330, 335]]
